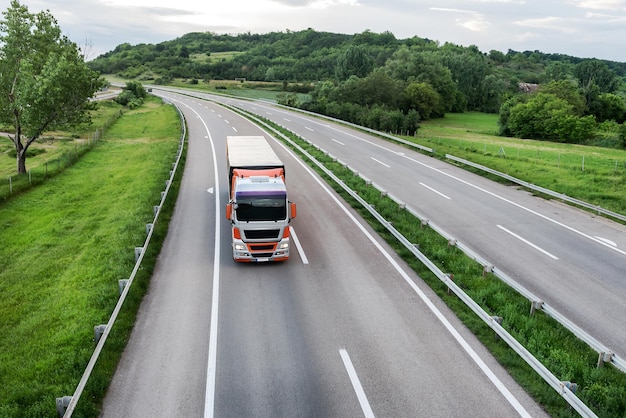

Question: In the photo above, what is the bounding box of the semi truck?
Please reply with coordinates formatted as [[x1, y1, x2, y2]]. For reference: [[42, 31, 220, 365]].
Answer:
[[225, 136, 297, 262]]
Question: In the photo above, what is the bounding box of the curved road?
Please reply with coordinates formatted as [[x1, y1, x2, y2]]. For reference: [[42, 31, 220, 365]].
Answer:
[[101, 91, 546, 417]]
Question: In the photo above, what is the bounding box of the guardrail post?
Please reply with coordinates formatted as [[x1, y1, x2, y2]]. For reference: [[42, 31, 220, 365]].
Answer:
[[447, 239, 457, 248], [154, 205, 160, 216], [491, 316, 503, 339], [420, 219, 429, 229], [530, 300, 544, 315], [597, 352, 613, 368], [135, 247, 143, 261], [482, 265, 493, 277], [146, 223, 153, 235], [561, 381, 578, 394], [118, 279, 129, 295], [56, 395, 72, 417], [94, 324, 106, 344], [446, 274, 454, 295]]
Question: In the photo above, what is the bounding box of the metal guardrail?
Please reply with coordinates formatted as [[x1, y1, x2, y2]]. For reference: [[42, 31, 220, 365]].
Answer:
[[56, 97, 187, 417], [439, 155, 626, 373], [446, 154, 626, 223], [229, 107, 600, 417]]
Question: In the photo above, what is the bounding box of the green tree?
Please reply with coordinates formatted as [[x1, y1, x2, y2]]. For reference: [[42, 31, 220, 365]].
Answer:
[[384, 49, 460, 115], [589, 93, 626, 123], [575, 59, 620, 111], [335, 44, 373, 80], [0, 0, 102, 173], [440, 46, 489, 110], [507, 93, 596, 142], [541, 61, 574, 83], [404, 82, 440, 119], [539, 80, 585, 115]]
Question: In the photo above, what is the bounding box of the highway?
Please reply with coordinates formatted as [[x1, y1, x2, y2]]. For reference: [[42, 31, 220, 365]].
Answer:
[[206, 92, 626, 362], [100, 91, 547, 417]]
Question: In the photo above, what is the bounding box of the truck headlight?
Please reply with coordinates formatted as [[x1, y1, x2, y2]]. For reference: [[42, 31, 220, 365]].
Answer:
[[234, 243, 246, 251], [279, 242, 289, 250]]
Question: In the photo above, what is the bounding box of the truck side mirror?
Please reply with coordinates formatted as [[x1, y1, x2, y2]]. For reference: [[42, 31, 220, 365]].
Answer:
[[226, 203, 233, 220], [290, 201, 297, 219]]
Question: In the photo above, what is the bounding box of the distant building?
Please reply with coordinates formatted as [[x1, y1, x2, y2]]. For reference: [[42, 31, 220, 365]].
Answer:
[[518, 82, 539, 93]]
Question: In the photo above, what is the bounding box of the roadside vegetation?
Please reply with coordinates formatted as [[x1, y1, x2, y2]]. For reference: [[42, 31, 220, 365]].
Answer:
[[0, 96, 182, 417], [414, 112, 626, 215]]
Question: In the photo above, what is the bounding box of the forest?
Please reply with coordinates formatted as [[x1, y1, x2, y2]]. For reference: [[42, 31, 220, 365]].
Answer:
[[88, 29, 626, 147]]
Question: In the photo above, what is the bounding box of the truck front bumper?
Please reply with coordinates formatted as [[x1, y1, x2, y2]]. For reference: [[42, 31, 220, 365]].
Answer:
[[232, 238, 290, 262]]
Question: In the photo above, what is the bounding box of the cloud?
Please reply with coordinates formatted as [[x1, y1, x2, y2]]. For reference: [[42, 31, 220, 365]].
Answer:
[[513, 16, 580, 34], [569, 0, 626, 10], [271, 0, 360, 6], [431, 7, 489, 32]]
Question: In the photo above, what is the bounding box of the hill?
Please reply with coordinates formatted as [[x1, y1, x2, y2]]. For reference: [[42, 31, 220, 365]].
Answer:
[[87, 29, 626, 86], [88, 29, 626, 148]]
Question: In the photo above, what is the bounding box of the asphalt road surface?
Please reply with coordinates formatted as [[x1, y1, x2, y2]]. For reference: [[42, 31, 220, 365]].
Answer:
[[100, 91, 547, 417]]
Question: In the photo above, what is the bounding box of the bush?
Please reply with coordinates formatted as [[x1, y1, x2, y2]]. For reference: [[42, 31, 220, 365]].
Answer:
[[114, 81, 147, 107]]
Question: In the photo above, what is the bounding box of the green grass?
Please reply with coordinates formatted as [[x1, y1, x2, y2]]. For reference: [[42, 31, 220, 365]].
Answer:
[[0, 101, 126, 203], [413, 112, 626, 215], [190, 50, 243, 64], [0, 96, 182, 417]]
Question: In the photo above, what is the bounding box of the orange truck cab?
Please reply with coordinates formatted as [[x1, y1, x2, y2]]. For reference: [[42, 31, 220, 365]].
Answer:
[[225, 136, 296, 262]]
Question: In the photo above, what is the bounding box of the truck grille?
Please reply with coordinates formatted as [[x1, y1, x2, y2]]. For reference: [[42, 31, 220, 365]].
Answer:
[[244, 229, 280, 239]]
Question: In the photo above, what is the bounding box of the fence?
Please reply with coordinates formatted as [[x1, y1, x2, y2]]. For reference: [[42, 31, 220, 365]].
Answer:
[[1, 110, 123, 202]]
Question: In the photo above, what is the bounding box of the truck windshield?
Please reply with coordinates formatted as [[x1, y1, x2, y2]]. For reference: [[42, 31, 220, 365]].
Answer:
[[235, 194, 287, 221]]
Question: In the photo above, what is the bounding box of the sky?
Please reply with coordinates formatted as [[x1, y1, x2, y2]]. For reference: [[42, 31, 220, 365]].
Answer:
[[10, 0, 626, 62]]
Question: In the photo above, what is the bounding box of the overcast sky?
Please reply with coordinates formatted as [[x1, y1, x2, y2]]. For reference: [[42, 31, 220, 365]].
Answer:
[[13, 0, 626, 62]]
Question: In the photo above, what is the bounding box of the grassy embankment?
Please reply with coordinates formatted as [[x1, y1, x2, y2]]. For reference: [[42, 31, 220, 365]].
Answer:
[[0, 100, 125, 202], [414, 112, 626, 216], [0, 96, 182, 417]]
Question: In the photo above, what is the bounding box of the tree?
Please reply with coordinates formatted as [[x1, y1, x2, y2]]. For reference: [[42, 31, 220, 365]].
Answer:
[[335, 44, 373, 80], [539, 80, 585, 116], [404, 82, 440, 120], [575, 59, 620, 111], [589, 93, 626, 123], [0, 0, 103, 174], [506, 93, 596, 143]]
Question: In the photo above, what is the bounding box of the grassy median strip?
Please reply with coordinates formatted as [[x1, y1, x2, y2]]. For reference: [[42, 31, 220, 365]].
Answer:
[[0, 96, 182, 417], [252, 115, 626, 418]]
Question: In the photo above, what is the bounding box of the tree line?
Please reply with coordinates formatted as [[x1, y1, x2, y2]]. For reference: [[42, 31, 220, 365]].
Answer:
[[88, 29, 626, 147]]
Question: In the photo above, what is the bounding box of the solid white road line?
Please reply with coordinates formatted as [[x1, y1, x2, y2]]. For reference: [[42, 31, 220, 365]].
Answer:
[[290, 227, 309, 265], [164, 95, 222, 418]]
